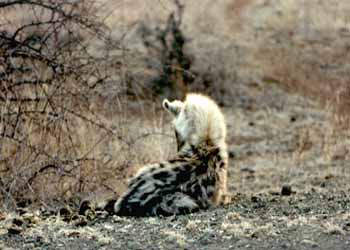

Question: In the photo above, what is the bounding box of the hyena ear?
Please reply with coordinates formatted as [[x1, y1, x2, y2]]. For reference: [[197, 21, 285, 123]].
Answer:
[[162, 99, 184, 116]]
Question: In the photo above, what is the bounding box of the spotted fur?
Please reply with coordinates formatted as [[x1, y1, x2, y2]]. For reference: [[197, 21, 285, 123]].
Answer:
[[112, 145, 222, 216]]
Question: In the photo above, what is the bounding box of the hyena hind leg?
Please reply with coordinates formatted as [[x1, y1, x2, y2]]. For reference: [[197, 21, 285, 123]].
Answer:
[[156, 192, 200, 216], [108, 192, 201, 217]]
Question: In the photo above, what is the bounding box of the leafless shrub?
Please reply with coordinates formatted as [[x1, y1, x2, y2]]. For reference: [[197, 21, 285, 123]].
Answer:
[[138, 0, 194, 100], [0, 0, 128, 209]]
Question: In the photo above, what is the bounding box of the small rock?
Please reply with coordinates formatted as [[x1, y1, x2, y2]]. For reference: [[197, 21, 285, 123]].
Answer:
[[281, 184, 292, 196], [17, 208, 28, 215], [86, 210, 96, 221], [250, 231, 259, 238], [7, 225, 22, 235], [98, 237, 112, 246], [59, 206, 73, 222], [95, 210, 109, 219], [269, 190, 280, 196], [269, 197, 278, 202], [240, 166, 255, 174], [59, 207, 72, 216], [40, 207, 55, 218], [343, 222, 350, 231], [67, 231, 80, 238], [218, 101, 225, 107], [71, 214, 80, 221], [251, 196, 260, 203], [16, 199, 31, 208], [73, 217, 88, 227], [228, 151, 235, 159], [0, 212, 6, 221], [12, 218, 24, 227], [324, 174, 334, 180], [79, 200, 93, 216]]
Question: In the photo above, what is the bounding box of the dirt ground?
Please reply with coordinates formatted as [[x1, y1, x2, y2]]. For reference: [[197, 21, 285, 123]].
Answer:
[[1, 0, 350, 249], [1, 81, 350, 250]]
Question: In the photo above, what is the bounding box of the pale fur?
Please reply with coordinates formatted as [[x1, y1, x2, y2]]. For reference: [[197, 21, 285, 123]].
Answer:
[[163, 93, 229, 205]]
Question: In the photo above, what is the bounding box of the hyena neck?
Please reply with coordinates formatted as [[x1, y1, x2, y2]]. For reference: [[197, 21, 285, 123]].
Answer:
[[178, 139, 218, 158]]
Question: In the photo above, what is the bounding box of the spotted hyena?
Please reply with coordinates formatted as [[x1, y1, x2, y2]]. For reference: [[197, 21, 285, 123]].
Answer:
[[162, 93, 229, 205], [105, 93, 229, 216]]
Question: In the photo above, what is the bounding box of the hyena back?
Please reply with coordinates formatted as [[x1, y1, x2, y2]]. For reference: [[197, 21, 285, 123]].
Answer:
[[109, 145, 223, 217]]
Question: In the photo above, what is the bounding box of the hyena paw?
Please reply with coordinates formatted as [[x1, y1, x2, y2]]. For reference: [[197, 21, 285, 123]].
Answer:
[[220, 193, 234, 205]]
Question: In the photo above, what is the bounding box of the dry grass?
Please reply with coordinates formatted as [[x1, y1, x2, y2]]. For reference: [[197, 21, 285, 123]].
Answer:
[[1, 0, 350, 210], [0, 0, 178, 209], [119, 1, 349, 121], [0, 95, 176, 208], [94, 0, 350, 116], [232, 0, 350, 126]]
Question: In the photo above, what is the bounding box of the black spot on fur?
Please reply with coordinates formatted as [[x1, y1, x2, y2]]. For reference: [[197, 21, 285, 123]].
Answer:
[[195, 162, 209, 175], [119, 179, 147, 205], [143, 195, 162, 213], [168, 158, 188, 163], [201, 175, 216, 187], [191, 183, 203, 198], [206, 190, 214, 197], [155, 206, 173, 217], [138, 193, 155, 206], [153, 171, 172, 180], [104, 199, 117, 215], [166, 199, 173, 207], [178, 205, 199, 215], [219, 162, 225, 169], [175, 168, 192, 183]]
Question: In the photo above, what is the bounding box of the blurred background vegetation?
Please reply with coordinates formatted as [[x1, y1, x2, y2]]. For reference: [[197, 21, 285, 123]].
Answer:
[[1, 0, 349, 210]]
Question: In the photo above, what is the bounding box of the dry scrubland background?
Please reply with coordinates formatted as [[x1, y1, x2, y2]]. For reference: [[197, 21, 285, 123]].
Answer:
[[1, 0, 350, 210]]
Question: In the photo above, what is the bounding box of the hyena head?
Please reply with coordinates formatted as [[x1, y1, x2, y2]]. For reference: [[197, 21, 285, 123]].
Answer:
[[163, 93, 227, 154]]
